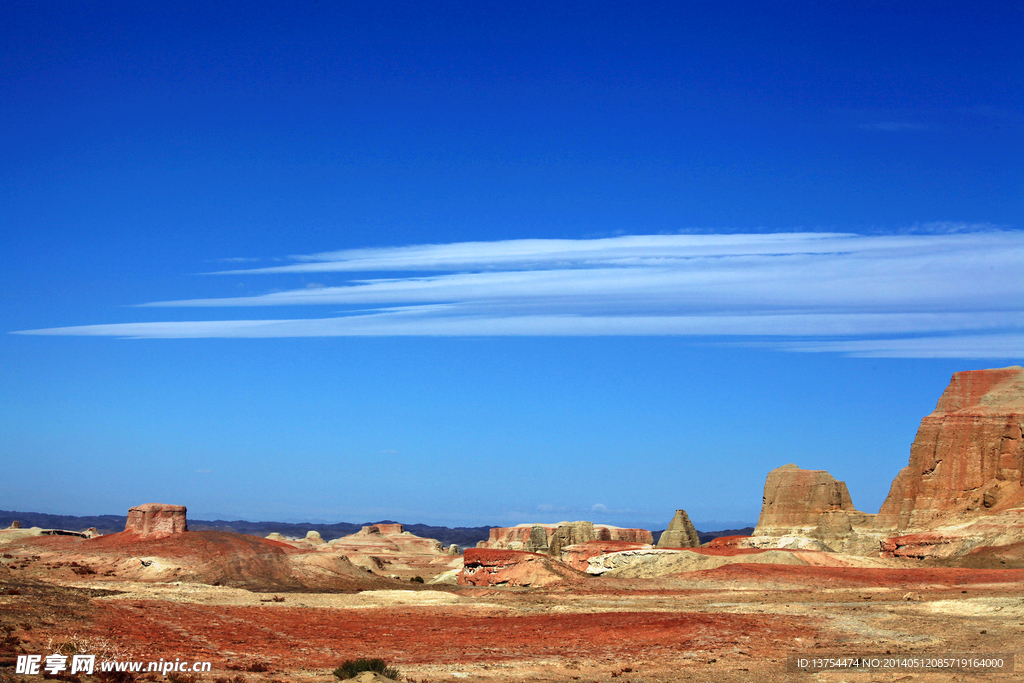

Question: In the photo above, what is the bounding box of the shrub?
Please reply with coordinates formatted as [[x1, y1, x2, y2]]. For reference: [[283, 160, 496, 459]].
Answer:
[[332, 658, 400, 680], [166, 673, 198, 683], [409, 576, 424, 583]]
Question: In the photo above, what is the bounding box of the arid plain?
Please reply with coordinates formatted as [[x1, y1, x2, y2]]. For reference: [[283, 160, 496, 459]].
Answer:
[[3, 367, 1023, 682]]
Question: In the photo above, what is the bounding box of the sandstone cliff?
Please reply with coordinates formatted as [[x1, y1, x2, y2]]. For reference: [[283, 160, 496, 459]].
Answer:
[[751, 465, 879, 552], [876, 366, 1024, 532], [750, 367, 1024, 561]]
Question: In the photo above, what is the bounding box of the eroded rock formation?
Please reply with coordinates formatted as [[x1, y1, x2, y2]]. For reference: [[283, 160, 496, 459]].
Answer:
[[330, 525, 443, 555], [560, 540, 654, 571], [124, 504, 187, 537], [877, 366, 1024, 532], [751, 465, 879, 553], [755, 465, 859, 533], [457, 548, 588, 587], [656, 510, 700, 548], [322, 523, 456, 580], [480, 522, 653, 555], [359, 523, 405, 536], [750, 367, 1024, 561]]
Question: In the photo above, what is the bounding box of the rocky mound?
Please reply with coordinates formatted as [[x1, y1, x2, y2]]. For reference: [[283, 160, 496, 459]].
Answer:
[[316, 523, 459, 581], [593, 548, 808, 578], [81, 530, 390, 591], [560, 540, 654, 571], [457, 548, 589, 587], [328, 524, 445, 555], [656, 509, 700, 548]]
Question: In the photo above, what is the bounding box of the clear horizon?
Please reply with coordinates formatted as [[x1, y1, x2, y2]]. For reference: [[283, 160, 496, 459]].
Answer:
[[2, 1, 1020, 529]]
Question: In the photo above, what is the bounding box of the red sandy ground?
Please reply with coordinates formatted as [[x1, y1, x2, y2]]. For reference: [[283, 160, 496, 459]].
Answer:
[[71, 564, 1024, 673], [693, 563, 1024, 588], [85, 602, 816, 670], [5, 543, 1024, 682]]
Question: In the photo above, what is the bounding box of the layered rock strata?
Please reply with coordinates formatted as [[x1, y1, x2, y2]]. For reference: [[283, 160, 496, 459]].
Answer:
[[751, 465, 880, 553], [656, 510, 700, 548], [329, 524, 444, 555], [323, 523, 455, 580], [457, 548, 588, 587], [479, 522, 653, 555], [124, 504, 187, 537], [750, 367, 1024, 560], [877, 366, 1024, 532], [360, 523, 405, 536]]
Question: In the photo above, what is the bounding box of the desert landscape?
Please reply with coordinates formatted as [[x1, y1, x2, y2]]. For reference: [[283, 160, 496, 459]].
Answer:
[[1, 366, 1022, 682], [4, 3, 1019, 681]]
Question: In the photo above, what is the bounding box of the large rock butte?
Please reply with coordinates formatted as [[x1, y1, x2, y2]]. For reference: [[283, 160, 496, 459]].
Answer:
[[751, 465, 879, 553], [876, 366, 1024, 532], [124, 504, 188, 537], [749, 366, 1024, 559], [319, 522, 459, 580]]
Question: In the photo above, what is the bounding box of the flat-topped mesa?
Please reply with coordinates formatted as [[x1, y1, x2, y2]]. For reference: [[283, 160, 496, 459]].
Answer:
[[125, 504, 187, 537], [754, 465, 865, 533], [656, 510, 700, 548], [877, 366, 1024, 533], [480, 522, 653, 556]]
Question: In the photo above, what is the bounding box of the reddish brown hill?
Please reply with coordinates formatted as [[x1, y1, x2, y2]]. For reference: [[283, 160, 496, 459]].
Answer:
[[458, 548, 589, 587], [78, 530, 394, 591]]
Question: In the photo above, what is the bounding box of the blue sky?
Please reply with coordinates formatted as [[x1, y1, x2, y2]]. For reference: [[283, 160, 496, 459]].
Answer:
[[2, 1, 1021, 529]]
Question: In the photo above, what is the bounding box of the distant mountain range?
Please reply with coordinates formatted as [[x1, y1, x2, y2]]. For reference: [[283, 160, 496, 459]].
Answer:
[[0, 510, 753, 548]]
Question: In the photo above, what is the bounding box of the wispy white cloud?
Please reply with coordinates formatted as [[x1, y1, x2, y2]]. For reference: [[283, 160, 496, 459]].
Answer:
[[210, 230, 1005, 275], [771, 334, 1024, 359], [214, 256, 262, 263], [15, 310, 1024, 340], [13, 231, 1024, 359], [857, 122, 929, 132]]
